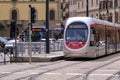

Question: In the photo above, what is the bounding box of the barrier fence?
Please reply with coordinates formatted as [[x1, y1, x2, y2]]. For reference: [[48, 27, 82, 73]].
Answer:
[[16, 40, 63, 56]]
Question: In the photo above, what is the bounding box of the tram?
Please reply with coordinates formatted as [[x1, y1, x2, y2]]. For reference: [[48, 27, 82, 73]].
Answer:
[[63, 17, 120, 58]]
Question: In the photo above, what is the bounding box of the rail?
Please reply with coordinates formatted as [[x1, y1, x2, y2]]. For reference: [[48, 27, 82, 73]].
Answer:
[[16, 40, 63, 56]]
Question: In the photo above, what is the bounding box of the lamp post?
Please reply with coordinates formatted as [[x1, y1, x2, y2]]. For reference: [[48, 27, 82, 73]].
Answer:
[[99, 0, 101, 19], [46, 0, 50, 53], [114, 0, 117, 51], [86, 0, 89, 17]]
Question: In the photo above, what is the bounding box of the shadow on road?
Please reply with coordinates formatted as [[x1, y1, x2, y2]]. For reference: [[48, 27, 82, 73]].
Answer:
[[64, 52, 120, 62]]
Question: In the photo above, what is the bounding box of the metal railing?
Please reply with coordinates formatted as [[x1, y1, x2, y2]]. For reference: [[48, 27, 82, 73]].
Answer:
[[16, 40, 63, 56]]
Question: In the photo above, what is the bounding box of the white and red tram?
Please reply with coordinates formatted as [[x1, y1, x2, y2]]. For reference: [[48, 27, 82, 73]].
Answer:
[[64, 17, 120, 58]]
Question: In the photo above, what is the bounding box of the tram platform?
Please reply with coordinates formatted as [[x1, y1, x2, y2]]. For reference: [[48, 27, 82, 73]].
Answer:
[[10, 51, 64, 62]]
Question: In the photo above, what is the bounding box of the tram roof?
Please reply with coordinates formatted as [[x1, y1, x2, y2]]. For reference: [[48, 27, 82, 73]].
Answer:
[[66, 17, 120, 28]]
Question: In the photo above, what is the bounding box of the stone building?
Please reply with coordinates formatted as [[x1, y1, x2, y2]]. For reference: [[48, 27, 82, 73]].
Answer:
[[0, 0, 62, 39], [61, 0, 69, 28], [69, 0, 120, 23]]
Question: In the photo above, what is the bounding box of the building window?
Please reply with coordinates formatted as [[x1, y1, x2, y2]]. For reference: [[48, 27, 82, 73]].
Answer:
[[100, 14, 102, 19], [82, 1, 83, 8], [30, 0, 36, 1], [91, 0, 93, 6], [115, 12, 118, 23], [108, 13, 113, 22], [115, 0, 118, 7], [50, 0, 55, 1], [103, 1, 106, 9], [108, 1, 113, 8], [73, 0, 76, 4], [91, 14, 93, 17], [11, 0, 17, 1], [78, 2, 79, 8], [11, 9, 17, 20], [96, 13, 98, 18], [50, 10, 55, 20], [96, 0, 98, 5]]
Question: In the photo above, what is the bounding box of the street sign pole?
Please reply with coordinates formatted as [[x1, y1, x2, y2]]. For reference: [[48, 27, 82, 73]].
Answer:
[[28, 5, 36, 63], [29, 5, 32, 64], [28, 23, 32, 64]]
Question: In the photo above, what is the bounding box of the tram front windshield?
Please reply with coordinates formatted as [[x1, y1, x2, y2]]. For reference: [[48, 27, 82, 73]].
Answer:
[[66, 22, 88, 42]]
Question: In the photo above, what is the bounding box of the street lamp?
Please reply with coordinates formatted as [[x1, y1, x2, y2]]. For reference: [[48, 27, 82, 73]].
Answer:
[[86, 0, 89, 16], [46, 0, 50, 53]]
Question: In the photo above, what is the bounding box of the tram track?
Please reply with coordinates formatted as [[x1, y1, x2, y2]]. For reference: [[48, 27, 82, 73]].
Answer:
[[0, 60, 65, 78], [14, 60, 86, 80], [0, 59, 88, 80], [64, 53, 120, 80], [106, 71, 120, 80], [82, 56, 120, 80], [12, 57, 107, 80], [0, 54, 120, 80]]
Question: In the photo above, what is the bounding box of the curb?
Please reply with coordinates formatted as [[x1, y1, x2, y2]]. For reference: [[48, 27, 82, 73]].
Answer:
[[10, 55, 64, 62]]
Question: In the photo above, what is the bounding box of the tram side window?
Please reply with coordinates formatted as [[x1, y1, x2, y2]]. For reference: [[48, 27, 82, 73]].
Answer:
[[118, 30, 120, 42], [107, 29, 115, 43], [99, 27, 105, 41], [94, 28, 101, 47], [90, 27, 97, 46], [90, 26, 104, 46], [94, 30, 100, 42]]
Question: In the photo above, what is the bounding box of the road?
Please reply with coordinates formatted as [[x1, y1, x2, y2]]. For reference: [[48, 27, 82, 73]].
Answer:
[[0, 52, 120, 80]]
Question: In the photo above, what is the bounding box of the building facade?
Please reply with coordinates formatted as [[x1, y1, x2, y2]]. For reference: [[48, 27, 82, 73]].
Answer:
[[99, 0, 119, 23], [61, 0, 69, 27], [0, 0, 62, 38], [69, 0, 120, 24]]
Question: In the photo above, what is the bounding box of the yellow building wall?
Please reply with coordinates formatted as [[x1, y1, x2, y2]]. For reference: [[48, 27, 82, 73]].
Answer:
[[0, 4, 12, 20], [0, 0, 61, 38], [0, 1, 59, 20], [16, 3, 30, 20]]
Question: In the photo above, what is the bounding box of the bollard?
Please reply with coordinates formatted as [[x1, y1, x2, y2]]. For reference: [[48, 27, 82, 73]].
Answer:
[[10, 48, 14, 63], [3, 48, 7, 64]]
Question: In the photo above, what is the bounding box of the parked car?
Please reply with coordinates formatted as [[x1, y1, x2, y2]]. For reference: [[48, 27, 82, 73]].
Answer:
[[0, 37, 8, 52], [5, 39, 20, 53], [5, 39, 20, 48], [0, 37, 8, 46]]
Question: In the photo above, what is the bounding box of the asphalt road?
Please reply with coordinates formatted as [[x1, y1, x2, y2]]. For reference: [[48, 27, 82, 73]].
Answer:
[[0, 52, 120, 80]]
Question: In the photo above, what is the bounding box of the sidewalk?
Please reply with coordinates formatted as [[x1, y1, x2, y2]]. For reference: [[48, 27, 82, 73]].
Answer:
[[0, 52, 10, 63], [11, 51, 64, 62]]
